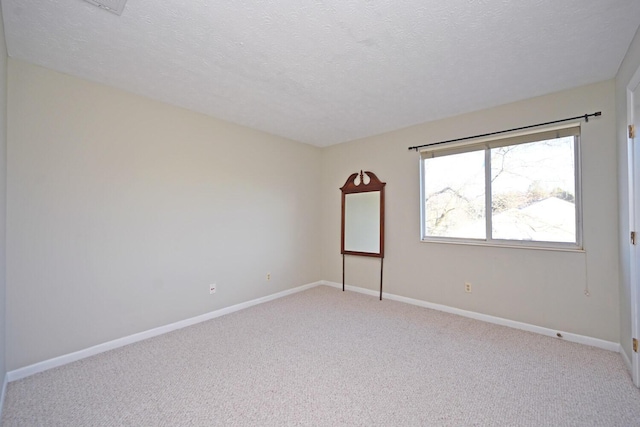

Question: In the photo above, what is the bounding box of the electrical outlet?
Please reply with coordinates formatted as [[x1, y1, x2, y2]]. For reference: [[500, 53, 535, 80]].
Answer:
[[209, 284, 216, 294], [464, 282, 472, 293], [266, 273, 271, 281]]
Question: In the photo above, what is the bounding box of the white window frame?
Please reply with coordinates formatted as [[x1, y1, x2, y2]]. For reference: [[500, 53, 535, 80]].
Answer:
[[419, 124, 583, 251]]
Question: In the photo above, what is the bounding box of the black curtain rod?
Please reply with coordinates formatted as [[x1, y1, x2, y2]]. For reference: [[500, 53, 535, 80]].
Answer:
[[407, 111, 602, 151]]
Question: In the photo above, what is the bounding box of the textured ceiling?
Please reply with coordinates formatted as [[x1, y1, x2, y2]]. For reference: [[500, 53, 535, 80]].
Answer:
[[2, 1, 640, 147]]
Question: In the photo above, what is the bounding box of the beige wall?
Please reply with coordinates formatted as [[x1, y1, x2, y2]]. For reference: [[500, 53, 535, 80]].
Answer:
[[6, 59, 322, 370], [3, 57, 626, 370], [0, 6, 7, 383], [616, 26, 640, 362], [321, 80, 620, 342]]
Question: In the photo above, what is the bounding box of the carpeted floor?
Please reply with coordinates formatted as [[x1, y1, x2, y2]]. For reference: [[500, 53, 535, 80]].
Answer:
[[2, 285, 640, 426]]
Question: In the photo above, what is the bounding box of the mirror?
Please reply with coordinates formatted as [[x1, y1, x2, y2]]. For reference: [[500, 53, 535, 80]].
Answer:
[[344, 192, 380, 253], [341, 171, 385, 258]]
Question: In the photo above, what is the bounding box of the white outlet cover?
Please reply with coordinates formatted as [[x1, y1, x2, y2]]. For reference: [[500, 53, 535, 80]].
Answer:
[[209, 284, 216, 294], [83, 0, 128, 15]]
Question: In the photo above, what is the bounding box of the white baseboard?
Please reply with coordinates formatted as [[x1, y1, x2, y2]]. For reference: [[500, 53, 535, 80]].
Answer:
[[322, 280, 620, 353], [7, 281, 324, 382], [7, 279, 623, 383]]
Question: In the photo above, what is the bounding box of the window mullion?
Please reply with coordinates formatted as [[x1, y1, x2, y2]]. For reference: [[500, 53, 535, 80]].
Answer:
[[485, 148, 492, 242]]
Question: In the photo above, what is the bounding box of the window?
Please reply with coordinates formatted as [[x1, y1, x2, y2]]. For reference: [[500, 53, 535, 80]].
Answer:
[[420, 125, 581, 249]]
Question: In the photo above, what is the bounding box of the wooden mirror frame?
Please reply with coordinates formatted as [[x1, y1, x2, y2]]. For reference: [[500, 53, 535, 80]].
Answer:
[[340, 170, 386, 300], [340, 170, 386, 257]]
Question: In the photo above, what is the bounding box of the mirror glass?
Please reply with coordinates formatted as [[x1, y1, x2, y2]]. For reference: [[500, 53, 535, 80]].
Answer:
[[344, 192, 380, 253]]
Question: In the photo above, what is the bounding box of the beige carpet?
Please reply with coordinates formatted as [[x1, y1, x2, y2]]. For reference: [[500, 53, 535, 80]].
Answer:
[[2, 285, 640, 426]]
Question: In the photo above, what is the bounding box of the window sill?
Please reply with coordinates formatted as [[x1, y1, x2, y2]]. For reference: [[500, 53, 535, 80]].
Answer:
[[420, 238, 585, 253]]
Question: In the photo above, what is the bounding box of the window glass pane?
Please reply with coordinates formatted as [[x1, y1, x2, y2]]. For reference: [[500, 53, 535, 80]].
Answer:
[[424, 151, 486, 239], [490, 137, 575, 242]]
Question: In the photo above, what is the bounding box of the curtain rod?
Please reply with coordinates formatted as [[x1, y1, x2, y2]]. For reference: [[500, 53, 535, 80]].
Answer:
[[407, 111, 602, 151]]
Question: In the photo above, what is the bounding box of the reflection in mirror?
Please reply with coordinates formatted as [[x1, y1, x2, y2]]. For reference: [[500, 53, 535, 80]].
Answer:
[[344, 192, 380, 253]]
